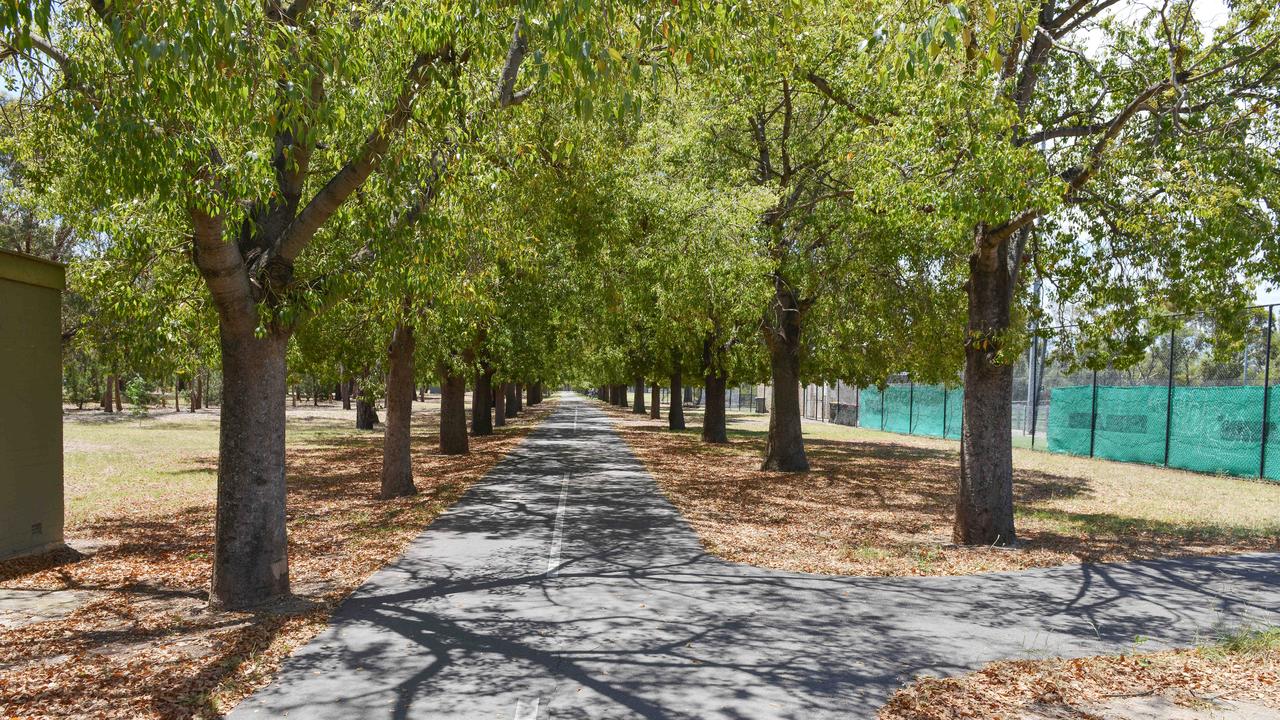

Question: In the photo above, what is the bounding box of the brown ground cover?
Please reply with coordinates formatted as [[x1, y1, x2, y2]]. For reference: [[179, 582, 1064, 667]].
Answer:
[[880, 628, 1280, 719], [597, 401, 1280, 576], [0, 399, 553, 720]]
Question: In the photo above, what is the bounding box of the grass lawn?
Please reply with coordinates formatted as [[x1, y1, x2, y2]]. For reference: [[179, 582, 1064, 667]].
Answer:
[[881, 627, 1280, 719], [0, 398, 555, 720], [598, 400, 1280, 576]]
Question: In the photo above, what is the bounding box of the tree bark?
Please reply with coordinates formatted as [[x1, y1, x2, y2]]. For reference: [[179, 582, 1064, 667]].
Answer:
[[114, 375, 123, 413], [532, 382, 543, 404], [702, 373, 728, 443], [526, 382, 536, 409], [955, 229, 1017, 546], [761, 283, 810, 471], [505, 382, 519, 418], [668, 368, 686, 430], [102, 375, 114, 413], [341, 378, 352, 411], [175, 378, 181, 412], [380, 322, 417, 499], [355, 380, 379, 430], [439, 365, 469, 454], [494, 383, 507, 427], [471, 365, 494, 436], [513, 383, 524, 413], [211, 329, 289, 608], [633, 376, 646, 414], [617, 383, 628, 408], [650, 383, 660, 420]]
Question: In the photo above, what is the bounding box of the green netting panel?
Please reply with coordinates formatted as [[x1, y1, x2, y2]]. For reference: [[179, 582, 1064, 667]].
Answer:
[[883, 384, 912, 434], [1266, 386, 1280, 481], [1167, 386, 1267, 478], [1091, 386, 1169, 465], [909, 385, 946, 437], [1047, 386, 1094, 456], [1048, 384, 1280, 480], [857, 386, 884, 430], [943, 388, 963, 439]]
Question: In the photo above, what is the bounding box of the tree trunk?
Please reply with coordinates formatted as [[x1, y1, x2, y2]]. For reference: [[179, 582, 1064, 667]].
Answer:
[[761, 283, 809, 471], [494, 383, 507, 427], [702, 373, 728, 443], [472, 366, 494, 436], [955, 230, 1017, 546], [633, 376, 645, 414], [617, 383, 627, 408], [341, 378, 352, 411], [101, 375, 113, 412], [650, 383, 660, 420], [514, 383, 524, 413], [526, 382, 536, 409], [598, 386, 608, 403], [114, 375, 123, 413], [439, 366, 469, 454], [211, 329, 290, 608], [669, 368, 686, 430], [355, 380, 379, 429], [380, 322, 417, 499], [532, 382, 543, 404], [505, 382, 519, 418], [684, 386, 693, 404]]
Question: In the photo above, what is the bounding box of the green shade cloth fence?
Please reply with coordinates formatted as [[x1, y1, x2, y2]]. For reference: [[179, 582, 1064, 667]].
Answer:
[[856, 384, 962, 439], [850, 381, 1278, 481], [1047, 384, 1280, 480]]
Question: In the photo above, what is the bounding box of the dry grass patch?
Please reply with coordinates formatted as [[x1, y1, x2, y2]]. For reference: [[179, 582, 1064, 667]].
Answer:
[[0, 399, 554, 720], [880, 627, 1280, 719], [597, 402, 1280, 576]]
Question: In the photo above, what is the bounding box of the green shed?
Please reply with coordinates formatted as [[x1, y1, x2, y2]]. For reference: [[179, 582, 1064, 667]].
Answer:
[[0, 249, 66, 560]]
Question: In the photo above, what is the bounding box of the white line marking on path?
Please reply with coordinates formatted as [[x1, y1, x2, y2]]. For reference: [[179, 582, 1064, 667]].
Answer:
[[546, 474, 569, 577], [513, 697, 540, 720]]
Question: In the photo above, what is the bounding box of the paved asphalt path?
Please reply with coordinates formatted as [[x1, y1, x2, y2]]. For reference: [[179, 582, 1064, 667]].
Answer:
[[229, 392, 1280, 719]]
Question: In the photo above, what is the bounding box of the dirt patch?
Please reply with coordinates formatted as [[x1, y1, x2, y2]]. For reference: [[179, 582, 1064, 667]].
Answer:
[[0, 401, 554, 719], [598, 403, 1280, 576]]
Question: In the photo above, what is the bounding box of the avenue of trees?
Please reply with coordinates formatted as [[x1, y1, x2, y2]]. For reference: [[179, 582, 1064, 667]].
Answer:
[[2, 0, 1277, 606]]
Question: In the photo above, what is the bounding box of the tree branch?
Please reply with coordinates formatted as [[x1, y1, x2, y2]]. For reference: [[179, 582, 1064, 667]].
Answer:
[[1015, 122, 1107, 145], [271, 44, 457, 268], [494, 15, 533, 108]]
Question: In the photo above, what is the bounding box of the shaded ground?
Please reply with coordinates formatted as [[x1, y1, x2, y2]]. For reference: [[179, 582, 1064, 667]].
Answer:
[[882, 627, 1280, 719], [0, 398, 554, 719], [226, 394, 1280, 720], [599, 402, 1280, 576]]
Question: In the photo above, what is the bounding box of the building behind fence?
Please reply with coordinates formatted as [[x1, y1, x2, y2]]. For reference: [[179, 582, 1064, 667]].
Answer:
[[798, 304, 1280, 483]]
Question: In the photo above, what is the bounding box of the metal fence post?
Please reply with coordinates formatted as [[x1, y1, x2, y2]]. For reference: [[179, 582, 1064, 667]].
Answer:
[[908, 379, 915, 435], [1261, 306, 1273, 479], [1030, 336, 1042, 449], [1164, 326, 1175, 467], [1089, 368, 1099, 457]]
